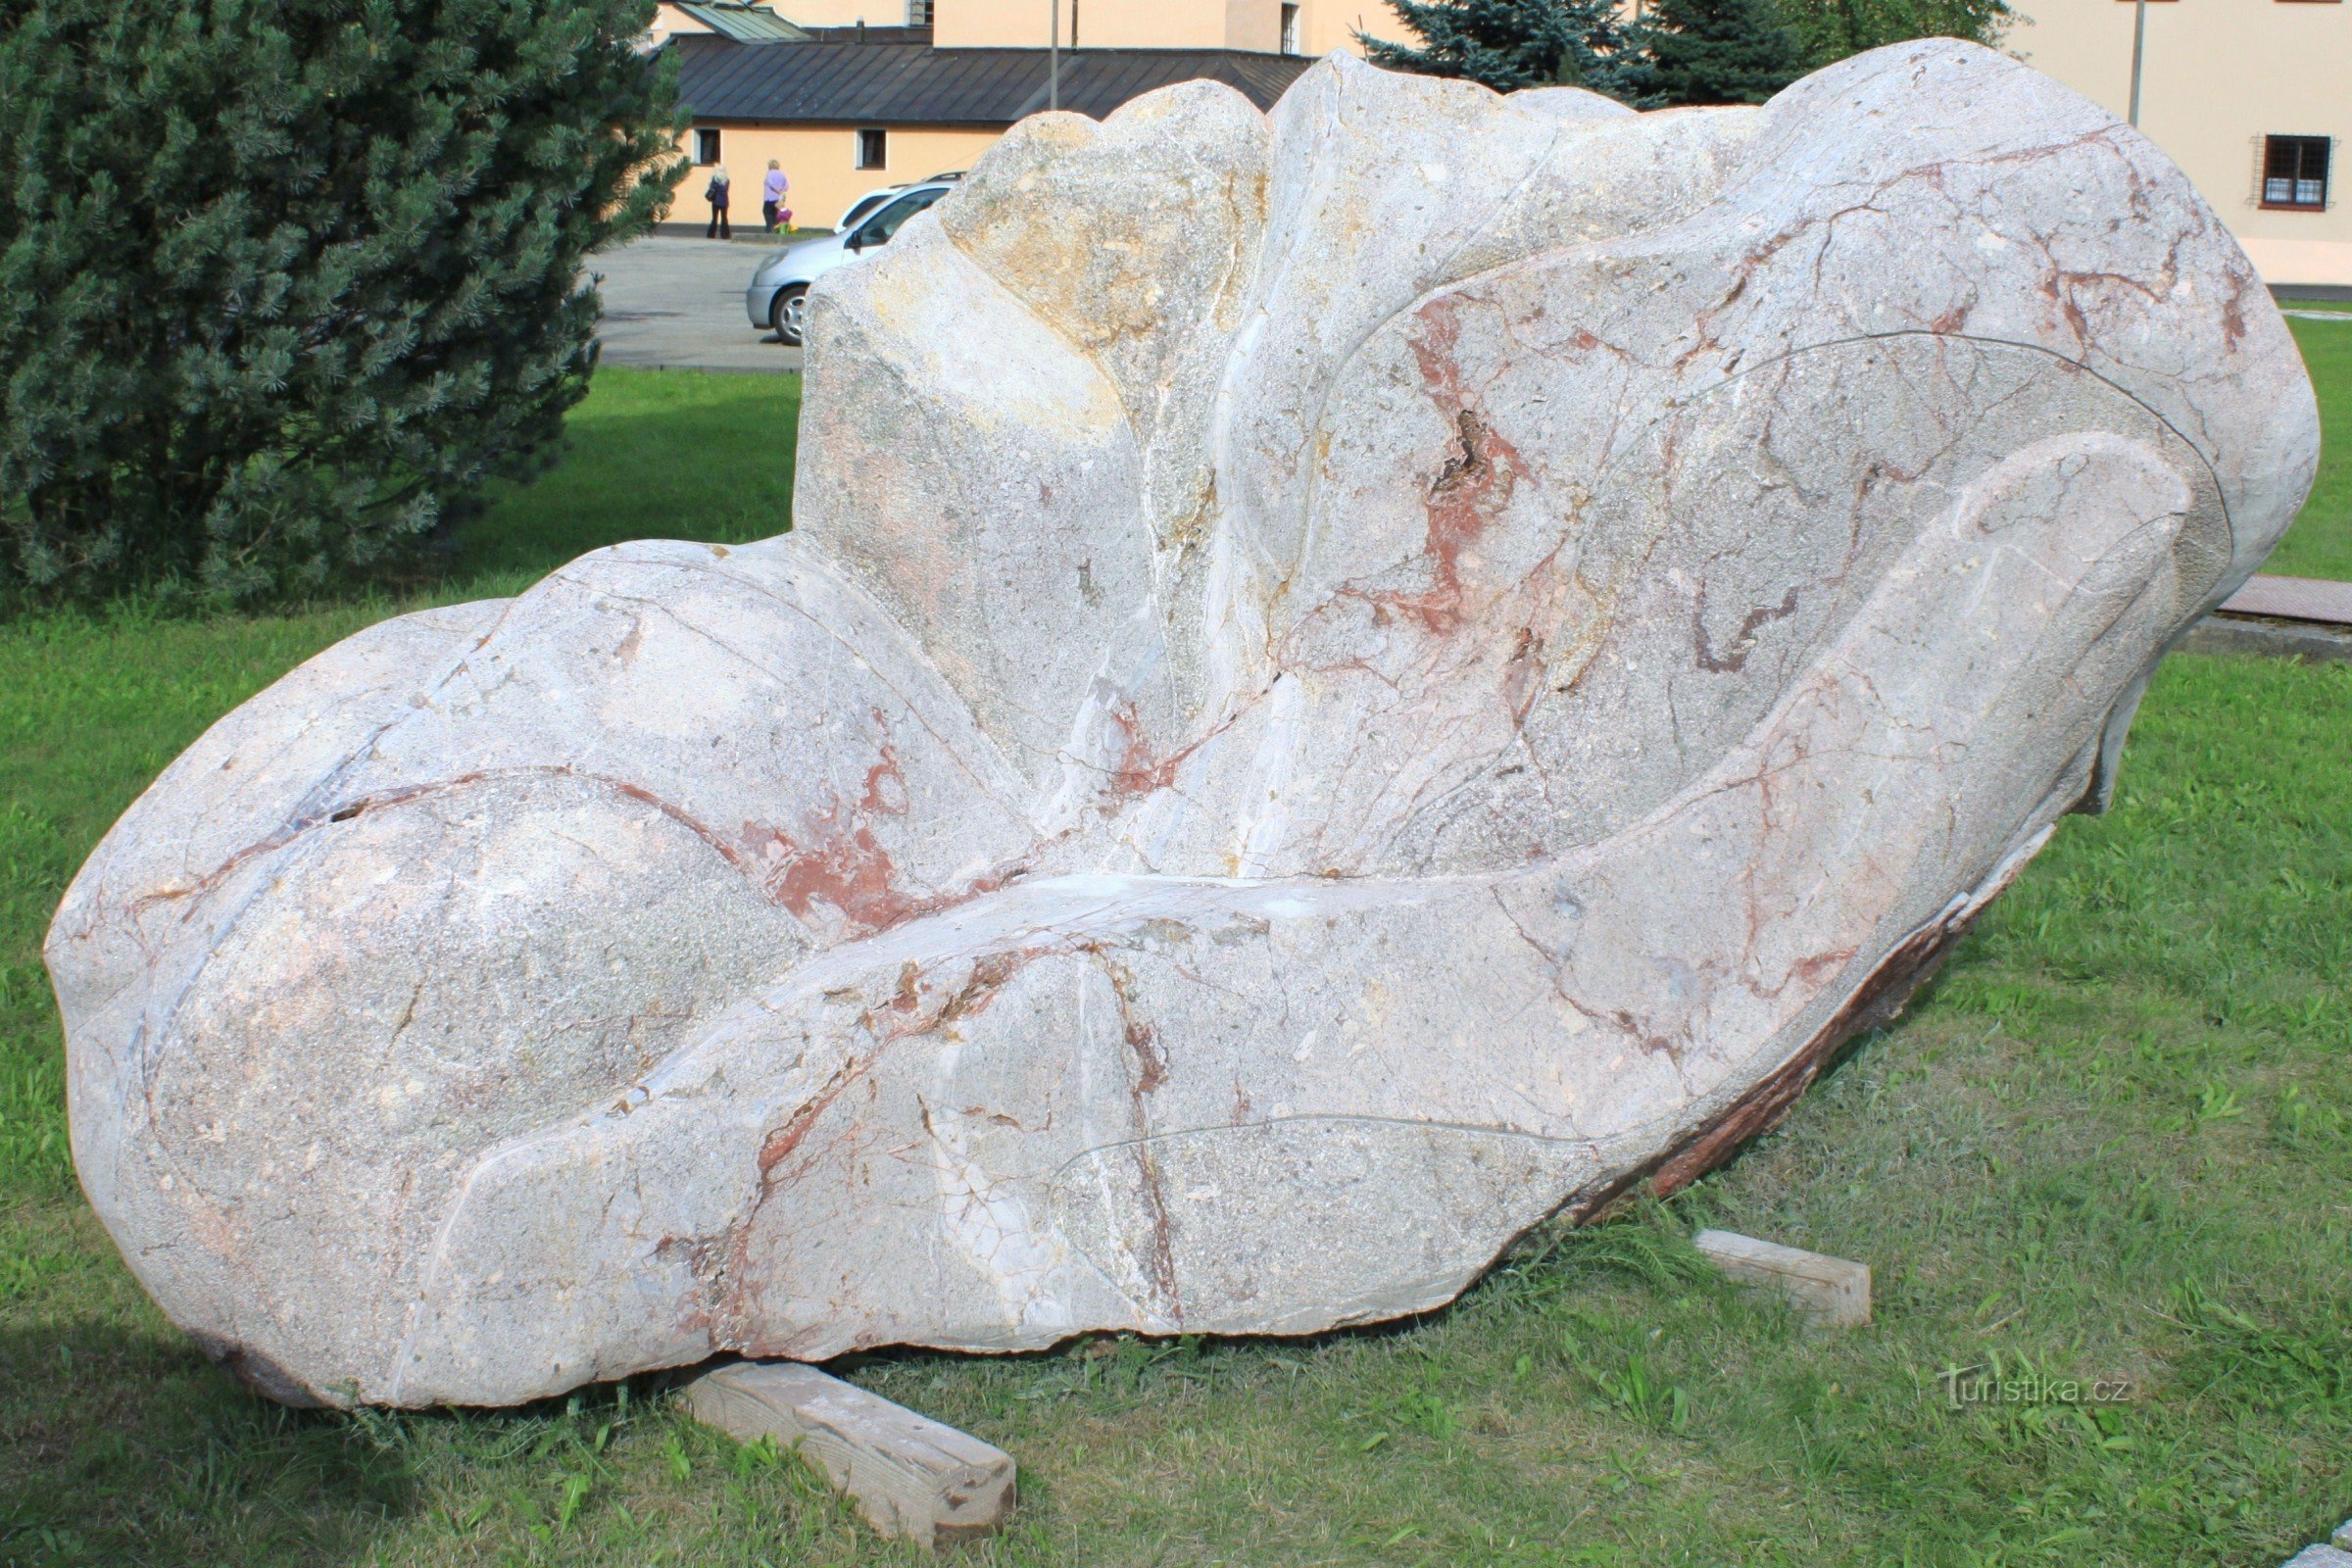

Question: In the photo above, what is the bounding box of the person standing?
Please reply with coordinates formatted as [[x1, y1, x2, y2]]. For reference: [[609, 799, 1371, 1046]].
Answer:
[[761, 160, 790, 234], [705, 166, 732, 240]]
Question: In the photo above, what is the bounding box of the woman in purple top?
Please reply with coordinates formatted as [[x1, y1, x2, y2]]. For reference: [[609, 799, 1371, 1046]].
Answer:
[[761, 161, 790, 234]]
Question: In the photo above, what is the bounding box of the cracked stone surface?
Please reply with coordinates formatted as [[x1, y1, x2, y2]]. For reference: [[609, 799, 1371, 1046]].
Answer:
[[48, 42, 2318, 1407]]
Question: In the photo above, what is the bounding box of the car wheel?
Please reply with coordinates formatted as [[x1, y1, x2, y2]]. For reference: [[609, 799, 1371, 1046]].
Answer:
[[770, 284, 809, 347]]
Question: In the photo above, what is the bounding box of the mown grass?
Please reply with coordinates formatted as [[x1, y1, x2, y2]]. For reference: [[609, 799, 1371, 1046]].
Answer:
[[2269, 313, 2352, 581], [0, 352, 2345, 1567], [444, 365, 802, 594]]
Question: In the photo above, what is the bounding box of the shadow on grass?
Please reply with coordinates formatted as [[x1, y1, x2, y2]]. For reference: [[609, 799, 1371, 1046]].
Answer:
[[0, 1318, 418, 1566], [0, 1289, 735, 1568]]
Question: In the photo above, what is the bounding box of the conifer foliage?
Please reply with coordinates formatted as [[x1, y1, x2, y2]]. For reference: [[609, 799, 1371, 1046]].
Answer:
[[0, 0, 684, 602], [1368, 0, 2010, 108], [1363, 0, 1632, 96], [1631, 0, 1807, 106], [1776, 0, 2013, 71]]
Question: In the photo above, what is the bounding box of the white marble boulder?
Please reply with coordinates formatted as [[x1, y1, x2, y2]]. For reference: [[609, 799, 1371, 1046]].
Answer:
[[48, 41, 2316, 1407]]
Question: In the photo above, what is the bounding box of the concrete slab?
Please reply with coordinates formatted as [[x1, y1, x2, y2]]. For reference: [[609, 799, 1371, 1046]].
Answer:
[[2280, 1546, 2352, 1568], [587, 233, 802, 374], [2219, 574, 2352, 626], [2180, 616, 2352, 663]]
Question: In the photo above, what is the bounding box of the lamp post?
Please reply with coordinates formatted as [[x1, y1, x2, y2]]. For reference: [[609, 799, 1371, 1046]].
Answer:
[[1049, 0, 1060, 112], [2127, 0, 2146, 127]]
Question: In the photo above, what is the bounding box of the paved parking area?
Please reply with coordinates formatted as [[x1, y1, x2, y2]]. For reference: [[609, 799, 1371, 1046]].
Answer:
[[588, 233, 803, 374]]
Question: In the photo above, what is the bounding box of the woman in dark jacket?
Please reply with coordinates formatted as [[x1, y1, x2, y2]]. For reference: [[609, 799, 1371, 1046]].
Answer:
[[705, 166, 732, 240]]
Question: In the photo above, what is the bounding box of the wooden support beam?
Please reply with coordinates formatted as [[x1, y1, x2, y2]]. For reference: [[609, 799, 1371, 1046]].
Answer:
[[1692, 1229, 1872, 1328], [683, 1360, 1016, 1550]]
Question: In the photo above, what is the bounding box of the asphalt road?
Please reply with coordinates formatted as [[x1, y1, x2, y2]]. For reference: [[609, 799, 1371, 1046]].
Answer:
[[588, 232, 804, 374]]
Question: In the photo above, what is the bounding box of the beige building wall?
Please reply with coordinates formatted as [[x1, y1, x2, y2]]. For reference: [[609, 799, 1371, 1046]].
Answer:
[[779, 0, 931, 21], [669, 2, 1423, 235], [655, 0, 936, 42], [648, 1, 719, 46], [670, 122, 1004, 235], [930, 0, 1410, 52], [1302, 2, 1414, 54], [660, 0, 1425, 55], [2007, 1, 2349, 285]]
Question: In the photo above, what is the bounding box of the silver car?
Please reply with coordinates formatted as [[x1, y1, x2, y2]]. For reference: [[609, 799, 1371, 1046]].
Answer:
[[746, 181, 954, 347], [833, 170, 962, 235]]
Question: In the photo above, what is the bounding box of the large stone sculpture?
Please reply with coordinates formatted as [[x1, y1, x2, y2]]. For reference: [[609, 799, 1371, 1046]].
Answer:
[[48, 41, 2316, 1407]]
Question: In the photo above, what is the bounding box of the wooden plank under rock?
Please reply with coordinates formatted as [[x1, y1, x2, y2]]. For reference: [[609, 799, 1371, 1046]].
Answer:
[[1692, 1229, 1873, 1328], [683, 1360, 1015, 1549]]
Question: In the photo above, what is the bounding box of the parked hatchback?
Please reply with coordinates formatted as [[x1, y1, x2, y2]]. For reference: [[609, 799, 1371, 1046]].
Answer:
[[747, 180, 955, 347], [833, 170, 962, 235]]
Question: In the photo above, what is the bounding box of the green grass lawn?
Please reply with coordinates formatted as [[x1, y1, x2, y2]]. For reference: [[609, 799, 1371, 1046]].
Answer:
[[0, 363, 2346, 1567], [444, 367, 802, 594], [2269, 313, 2352, 580]]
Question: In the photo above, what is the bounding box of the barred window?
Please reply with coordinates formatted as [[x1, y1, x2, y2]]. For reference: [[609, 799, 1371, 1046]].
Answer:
[[2263, 136, 2330, 210]]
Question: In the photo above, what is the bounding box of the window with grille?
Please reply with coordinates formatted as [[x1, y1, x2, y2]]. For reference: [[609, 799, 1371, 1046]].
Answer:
[[1281, 3, 1300, 53], [906, 0, 933, 22], [2263, 136, 2330, 209]]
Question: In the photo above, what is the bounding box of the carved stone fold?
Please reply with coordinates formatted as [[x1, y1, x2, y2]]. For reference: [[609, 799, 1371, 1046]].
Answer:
[[48, 42, 2317, 1407]]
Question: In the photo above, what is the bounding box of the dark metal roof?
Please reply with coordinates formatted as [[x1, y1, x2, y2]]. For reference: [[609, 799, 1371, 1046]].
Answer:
[[671, 34, 1315, 126]]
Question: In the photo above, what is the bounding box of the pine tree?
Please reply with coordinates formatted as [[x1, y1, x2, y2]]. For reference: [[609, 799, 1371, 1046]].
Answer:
[[1775, 0, 2014, 71], [0, 0, 684, 603], [1629, 0, 1808, 107], [1364, 0, 1635, 99]]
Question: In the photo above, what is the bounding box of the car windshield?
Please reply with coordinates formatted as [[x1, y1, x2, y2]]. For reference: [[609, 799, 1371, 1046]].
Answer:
[[839, 191, 896, 231], [858, 188, 944, 247]]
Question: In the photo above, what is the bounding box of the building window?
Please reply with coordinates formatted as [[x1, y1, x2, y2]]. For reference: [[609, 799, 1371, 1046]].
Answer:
[[694, 127, 720, 167], [857, 127, 888, 171], [2263, 135, 2331, 209], [906, 0, 932, 21], [1281, 2, 1300, 53]]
